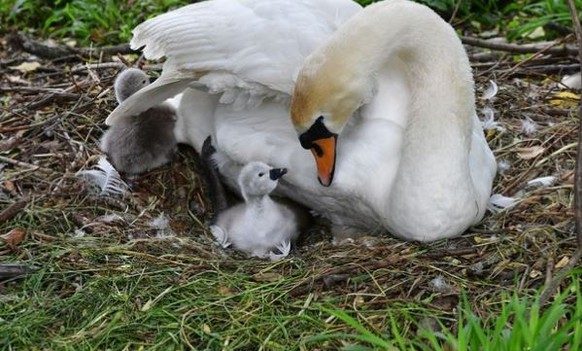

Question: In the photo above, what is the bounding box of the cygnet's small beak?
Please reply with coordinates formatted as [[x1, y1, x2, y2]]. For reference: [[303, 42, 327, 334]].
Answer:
[[269, 168, 288, 181]]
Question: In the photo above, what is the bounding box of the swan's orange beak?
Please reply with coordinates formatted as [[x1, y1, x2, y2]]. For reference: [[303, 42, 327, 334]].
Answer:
[[309, 135, 337, 187], [298, 117, 338, 187]]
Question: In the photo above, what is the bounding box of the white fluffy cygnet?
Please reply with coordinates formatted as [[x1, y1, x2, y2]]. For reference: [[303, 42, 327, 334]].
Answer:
[[100, 68, 177, 174], [210, 161, 305, 261]]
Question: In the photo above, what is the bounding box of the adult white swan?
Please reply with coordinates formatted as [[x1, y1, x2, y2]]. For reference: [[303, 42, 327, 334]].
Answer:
[[107, 0, 497, 242]]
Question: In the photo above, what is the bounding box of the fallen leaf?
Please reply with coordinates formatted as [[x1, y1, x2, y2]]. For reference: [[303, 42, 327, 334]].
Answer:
[[548, 91, 580, 109], [0, 137, 22, 152], [526, 26, 545, 40], [252, 272, 283, 282], [217, 286, 234, 296], [517, 146, 545, 160], [4, 181, 17, 193], [6, 75, 30, 84], [1, 228, 26, 249], [555, 256, 570, 269], [554, 91, 580, 100], [529, 269, 542, 278], [141, 299, 154, 312], [10, 61, 41, 73], [562, 170, 575, 184], [202, 324, 211, 334], [31, 231, 57, 242]]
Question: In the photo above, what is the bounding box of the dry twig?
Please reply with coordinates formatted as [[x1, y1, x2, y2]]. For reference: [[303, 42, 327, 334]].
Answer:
[[0, 264, 35, 279], [0, 197, 29, 225], [461, 35, 577, 56], [7, 32, 132, 60], [539, 0, 582, 306]]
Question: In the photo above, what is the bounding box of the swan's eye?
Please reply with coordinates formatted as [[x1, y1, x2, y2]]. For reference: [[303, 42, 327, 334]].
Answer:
[[258, 172, 265, 177], [142, 80, 147, 84]]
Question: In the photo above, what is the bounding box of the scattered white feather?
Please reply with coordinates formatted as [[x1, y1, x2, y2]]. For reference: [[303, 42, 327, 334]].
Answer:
[[487, 194, 519, 213], [150, 213, 173, 237], [497, 159, 511, 174], [95, 214, 126, 224], [210, 225, 231, 248], [480, 107, 504, 132], [269, 240, 291, 261], [560, 73, 581, 90], [332, 237, 355, 246], [429, 275, 451, 293], [482, 80, 499, 100], [471, 262, 484, 275], [75, 156, 129, 196], [527, 176, 557, 188], [74, 229, 86, 238], [520, 118, 538, 136]]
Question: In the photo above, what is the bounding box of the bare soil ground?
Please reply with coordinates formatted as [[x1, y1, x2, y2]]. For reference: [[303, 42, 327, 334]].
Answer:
[[0, 33, 580, 348]]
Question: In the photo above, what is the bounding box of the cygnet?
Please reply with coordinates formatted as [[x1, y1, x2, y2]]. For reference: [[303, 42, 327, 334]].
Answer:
[[100, 68, 177, 174], [209, 159, 307, 261]]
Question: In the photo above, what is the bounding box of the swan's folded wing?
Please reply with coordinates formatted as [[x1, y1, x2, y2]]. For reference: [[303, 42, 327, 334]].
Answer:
[[106, 0, 361, 125], [106, 70, 199, 125]]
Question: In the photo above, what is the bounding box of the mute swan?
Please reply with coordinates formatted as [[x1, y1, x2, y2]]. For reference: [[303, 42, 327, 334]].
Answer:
[[101, 68, 177, 174], [107, 0, 496, 242], [208, 156, 304, 261]]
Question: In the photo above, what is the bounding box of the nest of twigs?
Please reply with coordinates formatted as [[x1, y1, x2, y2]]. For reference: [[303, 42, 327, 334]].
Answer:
[[0, 32, 580, 340]]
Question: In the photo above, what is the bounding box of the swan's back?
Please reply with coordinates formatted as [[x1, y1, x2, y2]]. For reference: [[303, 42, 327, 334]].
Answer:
[[132, 0, 361, 92], [107, 0, 362, 124]]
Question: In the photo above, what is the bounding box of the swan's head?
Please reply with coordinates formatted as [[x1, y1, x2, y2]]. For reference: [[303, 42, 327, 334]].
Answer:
[[114, 68, 151, 103], [238, 161, 287, 199], [291, 56, 369, 186]]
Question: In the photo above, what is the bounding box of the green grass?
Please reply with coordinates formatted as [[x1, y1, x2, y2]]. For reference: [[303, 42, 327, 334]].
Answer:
[[1, 0, 190, 44], [1, 0, 581, 45], [306, 272, 582, 350], [2, 247, 580, 350]]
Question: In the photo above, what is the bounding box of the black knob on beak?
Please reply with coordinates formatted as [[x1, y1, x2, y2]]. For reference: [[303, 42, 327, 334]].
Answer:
[[269, 168, 288, 180]]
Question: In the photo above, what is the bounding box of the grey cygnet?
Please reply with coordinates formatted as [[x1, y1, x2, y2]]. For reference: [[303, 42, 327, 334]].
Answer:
[[100, 68, 178, 174]]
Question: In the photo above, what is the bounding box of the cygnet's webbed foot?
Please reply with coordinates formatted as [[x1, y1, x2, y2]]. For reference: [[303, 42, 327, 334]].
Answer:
[[209, 225, 231, 248], [268, 240, 291, 261]]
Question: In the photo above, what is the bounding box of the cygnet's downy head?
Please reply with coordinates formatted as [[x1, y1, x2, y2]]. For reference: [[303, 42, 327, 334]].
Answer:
[[114, 68, 150, 103], [238, 161, 287, 199]]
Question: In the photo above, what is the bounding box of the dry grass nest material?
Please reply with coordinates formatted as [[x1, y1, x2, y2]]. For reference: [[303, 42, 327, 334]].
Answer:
[[0, 35, 580, 324]]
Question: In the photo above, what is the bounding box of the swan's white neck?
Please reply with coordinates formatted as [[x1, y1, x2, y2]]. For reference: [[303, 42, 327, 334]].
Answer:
[[319, 0, 479, 235], [326, 0, 475, 166], [334, 1, 473, 123]]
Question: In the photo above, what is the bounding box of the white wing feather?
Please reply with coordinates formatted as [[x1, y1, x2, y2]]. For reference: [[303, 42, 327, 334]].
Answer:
[[76, 156, 129, 196], [269, 240, 291, 261], [106, 0, 361, 125]]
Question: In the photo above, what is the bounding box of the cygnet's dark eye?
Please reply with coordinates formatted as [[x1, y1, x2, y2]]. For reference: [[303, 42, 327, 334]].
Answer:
[[258, 172, 265, 177], [142, 80, 147, 84]]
